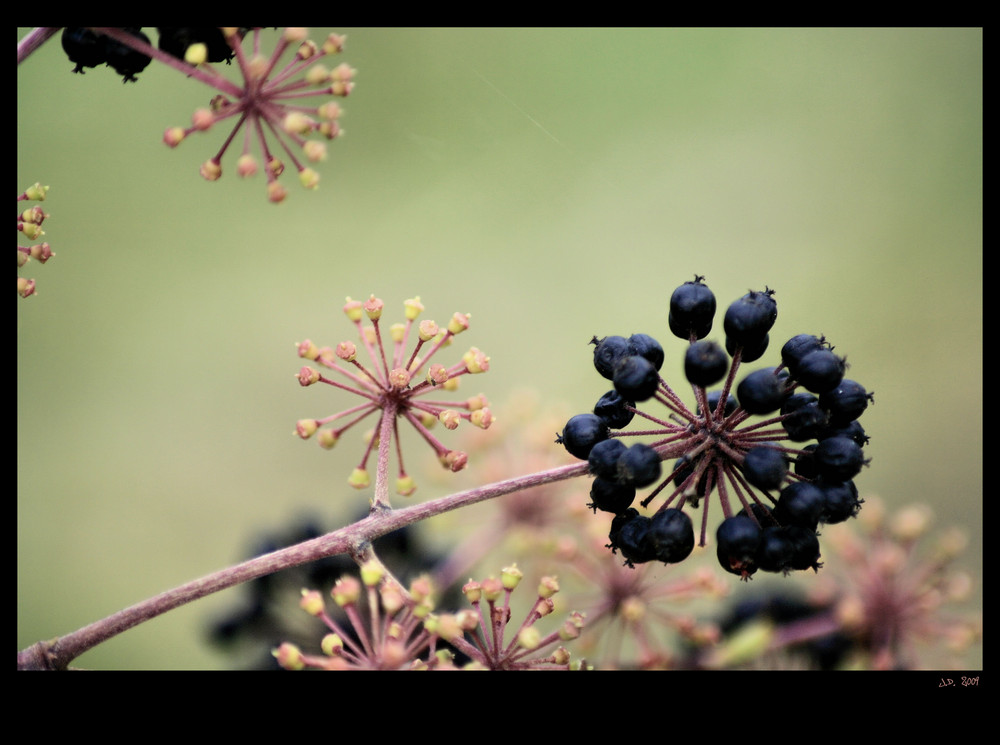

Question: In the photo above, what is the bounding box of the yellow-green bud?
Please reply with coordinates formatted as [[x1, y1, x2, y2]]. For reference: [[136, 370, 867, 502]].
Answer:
[[299, 167, 320, 190], [295, 419, 319, 439], [343, 297, 364, 322], [501, 564, 523, 590], [363, 294, 384, 321], [273, 642, 305, 670], [463, 347, 490, 374], [538, 576, 560, 599], [184, 42, 208, 65], [331, 576, 361, 606], [348, 467, 370, 488], [297, 366, 320, 386], [518, 627, 542, 650], [360, 560, 384, 587], [439, 410, 461, 430], [462, 579, 482, 603], [321, 633, 344, 656], [163, 127, 186, 147], [448, 312, 470, 334], [404, 296, 424, 320], [300, 589, 325, 616]]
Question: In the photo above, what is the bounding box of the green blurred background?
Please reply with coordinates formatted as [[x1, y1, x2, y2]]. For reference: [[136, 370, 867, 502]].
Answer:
[[18, 28, 981, 669]]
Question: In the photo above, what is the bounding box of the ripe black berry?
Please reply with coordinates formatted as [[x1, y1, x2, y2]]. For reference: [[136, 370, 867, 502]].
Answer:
[[792, 348, 846, 394], [669, 275, 716, 340], [616, 443, 662, 487], [649, 509, 695, 563], [724, 289, 777, 348], [819, 379, 873, 426], [557, 413, 609, 460], [816, 479, 863, 524], [737, 367, 789, 415], [613, 355, 660, 401], [588, 477, 636, 514], [588, 438, 628, 479], [727, 332, 769, 363], [742, 446, 787, 492], [781, 393, 829, 441], [62, 28, 107, 74], [593, 389, 635, 429], [716, 514, 762, 579], [684, 340, 728, 387], [104, 28, 152, 83], [773, 481, 826, 530], [626, 333, 665, 371], [591, 335, 630, 380], [813, 436, 866, 482], [610, 511, 656, 566], [781, 334, 825, 371]]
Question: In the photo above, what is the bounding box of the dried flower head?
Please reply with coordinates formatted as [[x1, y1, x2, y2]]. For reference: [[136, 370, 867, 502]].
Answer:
[[295, 295, 492, 507], [443, 565, 584, 669], [811, 497, 982, 669], [153, 27, 353, 202], [278, 563, 443, 670]]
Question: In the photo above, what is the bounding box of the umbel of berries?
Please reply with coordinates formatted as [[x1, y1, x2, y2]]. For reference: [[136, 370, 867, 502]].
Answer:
[[559, 275, 873, 580]]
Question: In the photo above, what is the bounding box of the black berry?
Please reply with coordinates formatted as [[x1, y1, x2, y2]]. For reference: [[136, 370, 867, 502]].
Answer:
[[616, 443, 662, 487], [723, 288, 777, 349], [591, 335, 630, 380], [684, 340, 728, 387], [813, 436, 866, 482], [557, 413, 609, 460], [716, 514, 762, 579], [62, 28, 107, 74], [104, 28, 152, 83], [593, 390, 635, 429], [613, 355, 660, 401], [588, 438, 628, 479], [649, 509, 695, 563], [588, 477, 636, 514], [792, 348, 846, 394], [742, 446, 788, 492], [669, 275, 716, 340], [737, 367, 789, 415], [626, 333, 665, 371], [819, 379, 873, 426]]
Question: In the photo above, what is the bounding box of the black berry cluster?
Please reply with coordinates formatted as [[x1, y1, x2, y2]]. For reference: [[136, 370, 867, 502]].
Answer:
[[557, 275, 873, 580], [61, 28, 152, 82]]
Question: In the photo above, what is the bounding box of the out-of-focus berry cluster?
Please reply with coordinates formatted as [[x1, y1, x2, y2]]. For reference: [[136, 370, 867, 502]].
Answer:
[[17, 183, 54, 298], [558, 275, 874, 580]]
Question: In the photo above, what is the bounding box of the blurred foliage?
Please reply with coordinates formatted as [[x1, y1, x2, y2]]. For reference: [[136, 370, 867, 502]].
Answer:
[[17, 28, 981, 669]]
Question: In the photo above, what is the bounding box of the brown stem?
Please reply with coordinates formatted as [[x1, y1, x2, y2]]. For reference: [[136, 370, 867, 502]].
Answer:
[[17, 459, 589, 670]]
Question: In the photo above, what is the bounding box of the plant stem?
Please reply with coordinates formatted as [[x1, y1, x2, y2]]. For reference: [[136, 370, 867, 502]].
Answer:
[[16, 459, 589, 670], [17, 28, 60, 66]]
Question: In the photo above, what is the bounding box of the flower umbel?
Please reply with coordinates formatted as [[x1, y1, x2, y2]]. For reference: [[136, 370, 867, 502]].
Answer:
[[296, 295, 492, 508], [444, 566, 584, 669], [278, 563, 441, 670], [154, 27, 354, 202]]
